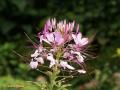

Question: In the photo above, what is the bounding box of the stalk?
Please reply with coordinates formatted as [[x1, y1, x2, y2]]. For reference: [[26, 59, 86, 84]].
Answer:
[[49, 65, 60, 90]]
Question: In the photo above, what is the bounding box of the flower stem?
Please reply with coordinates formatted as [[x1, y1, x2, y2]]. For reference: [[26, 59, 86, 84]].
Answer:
[[49, 65, 60, 90]]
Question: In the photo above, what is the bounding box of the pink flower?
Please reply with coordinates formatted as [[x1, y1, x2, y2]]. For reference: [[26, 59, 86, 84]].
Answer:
[[29, 18, 91, 74], [72, 33, 88, 46]]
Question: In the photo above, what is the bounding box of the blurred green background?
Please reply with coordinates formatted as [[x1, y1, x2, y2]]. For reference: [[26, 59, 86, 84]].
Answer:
[[0, 0, 120, 90]]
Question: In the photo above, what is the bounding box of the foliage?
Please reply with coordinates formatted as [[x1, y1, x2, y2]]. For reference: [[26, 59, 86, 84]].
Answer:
[[0, 76, 39, 90]]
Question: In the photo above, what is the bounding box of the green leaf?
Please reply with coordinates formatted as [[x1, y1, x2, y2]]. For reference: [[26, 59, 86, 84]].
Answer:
[[0, 19, 15, 34], [11, 0, 27, 12]]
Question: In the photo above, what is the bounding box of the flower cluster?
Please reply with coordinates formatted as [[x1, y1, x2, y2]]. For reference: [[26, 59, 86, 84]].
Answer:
[[30, 18, 89, 74]]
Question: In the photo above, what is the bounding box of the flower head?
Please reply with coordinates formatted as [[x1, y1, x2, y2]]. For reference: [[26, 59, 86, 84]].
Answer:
[[29, 18, 90, 74]]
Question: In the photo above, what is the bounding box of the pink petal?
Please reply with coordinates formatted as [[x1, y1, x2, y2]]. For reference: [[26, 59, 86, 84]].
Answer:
[[57, 38, 64, 45], [80, 38, 88, 46], [38, 45, 43, 52], [46, 33, 54, 42], [76, 24, 79, 33], [43, 19, 51, 33], [72, 33, 88, 46], [77, 33, 82, 40], [63, 52, 70, 58], [72, 34, 80, 44], [54, 32, 64, 45]]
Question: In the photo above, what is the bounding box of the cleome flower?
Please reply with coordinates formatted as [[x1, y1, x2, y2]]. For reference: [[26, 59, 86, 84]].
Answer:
[[29, 18, 89, 74]]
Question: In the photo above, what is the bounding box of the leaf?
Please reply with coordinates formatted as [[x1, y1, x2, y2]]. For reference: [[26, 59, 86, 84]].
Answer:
[[0, 76, 39, 90], [0, 19, 15, 34], [117, 48, 120, 56], [11, 0, 27, 12], [0, 0, 6, 11]]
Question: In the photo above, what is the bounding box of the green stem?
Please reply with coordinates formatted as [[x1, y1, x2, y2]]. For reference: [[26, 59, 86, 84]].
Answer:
[[49, 65, 60, 90], [49, 51, 61, 90]]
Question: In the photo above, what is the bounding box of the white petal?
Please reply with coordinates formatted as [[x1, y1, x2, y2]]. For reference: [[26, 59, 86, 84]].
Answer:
[[39, 35, 43, 43], [30, 61, 38, 69], [42, 38, 51, 44], [77, 69, 86, 73], [46, 33, 54, 42], [66, 64, 75, 70], [73, 52, 84, 63], [51, 18, 56, 27], [60, 61, 75, 70], [49, 61, 55, 68], [71, 21, 75, 30], [77, 33, 82, 41], [60, 61, 68, 69], [38, 46, 43, 52], [31, 50, 39, 57], [50, 49, 55, 52], [63, 52, 70, 58], [47, 54, 54, 62], [36, 57, 44, 64], [72, 34, 76, 40], [77, 55, 84, 63], [47, 53, 56, 68]]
